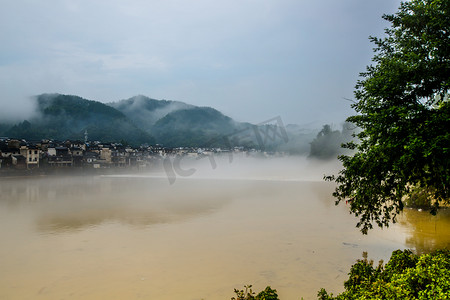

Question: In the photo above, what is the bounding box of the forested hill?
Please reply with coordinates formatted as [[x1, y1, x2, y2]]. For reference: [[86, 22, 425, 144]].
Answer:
[[108, 95, 194, 132], [151, 106, 243, 147], [0, 94, 248, 147], [1, 94, 154, 146], [0, 93, 320, 151]]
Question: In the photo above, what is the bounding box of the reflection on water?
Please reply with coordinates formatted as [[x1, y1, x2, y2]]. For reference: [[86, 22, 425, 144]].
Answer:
[[0, 172, 449, 300], [398, 208, 450, 254], [0, 176, 230, 233]]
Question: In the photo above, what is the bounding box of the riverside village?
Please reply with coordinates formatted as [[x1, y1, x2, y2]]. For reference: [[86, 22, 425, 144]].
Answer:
[[0, 132, 273, 175]]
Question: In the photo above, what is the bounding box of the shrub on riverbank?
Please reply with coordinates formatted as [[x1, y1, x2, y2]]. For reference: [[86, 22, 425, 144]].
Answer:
[[231, 285, 279, 300], [318, 249, 450, 299]]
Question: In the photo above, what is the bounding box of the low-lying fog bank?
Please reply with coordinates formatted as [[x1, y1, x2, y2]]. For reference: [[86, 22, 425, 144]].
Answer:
[[108, 155, 343, 184]]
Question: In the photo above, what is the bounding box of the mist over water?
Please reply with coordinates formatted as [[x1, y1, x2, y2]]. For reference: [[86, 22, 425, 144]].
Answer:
[[1, 156, 449, 299], [126, 155, 343, 183]]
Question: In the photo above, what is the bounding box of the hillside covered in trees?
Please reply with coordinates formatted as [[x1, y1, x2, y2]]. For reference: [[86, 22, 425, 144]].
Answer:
[[0, 94, 322, 151], [1, 94, 154, 146]]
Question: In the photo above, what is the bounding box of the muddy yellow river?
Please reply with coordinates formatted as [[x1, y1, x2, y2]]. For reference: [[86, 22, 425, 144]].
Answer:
[[1, 161, 449, 299]]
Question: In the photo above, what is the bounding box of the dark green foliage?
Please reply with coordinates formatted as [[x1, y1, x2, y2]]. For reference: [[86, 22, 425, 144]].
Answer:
[[256, 286, 279, 300], [342, 252, 383, 294], [405, 184, 436, 209], [153, 107, 235, 133], [0, 123, 10, 136], [319, 249, 450, 299], [232, 285, 279, 300], [381, 249, 418, 281], [38, 93, 124, 119], [110, 96, 265, 148], [5, 94, 155, 146], [6, 120, 44, 140], [326, 0, 450, 233], [151, 107, 240, 147], [309, 123, 353, 160]]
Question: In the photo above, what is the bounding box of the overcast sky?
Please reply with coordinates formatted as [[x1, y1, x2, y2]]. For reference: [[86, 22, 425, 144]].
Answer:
[[0, 0, 402, 126]]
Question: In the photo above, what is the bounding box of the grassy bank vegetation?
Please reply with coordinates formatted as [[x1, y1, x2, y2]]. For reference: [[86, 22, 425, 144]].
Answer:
[[233, 249, 450, 299], [318, 249, 450, 299]]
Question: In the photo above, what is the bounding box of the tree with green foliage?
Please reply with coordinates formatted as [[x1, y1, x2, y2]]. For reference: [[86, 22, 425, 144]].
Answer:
[[309, 125, 341, 160], [318, 249, 450, 299], [309, 123, 354, 160], [232, 285, 279, 300], [326, 0, 450, 234]]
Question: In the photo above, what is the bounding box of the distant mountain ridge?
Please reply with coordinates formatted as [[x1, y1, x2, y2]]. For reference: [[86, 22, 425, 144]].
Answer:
[[151, 107, 245, 147], [0, 94, 251, 147], [108, 95, 250, 147], [108, 95, 194, 132], [0, 93, 318, 152]]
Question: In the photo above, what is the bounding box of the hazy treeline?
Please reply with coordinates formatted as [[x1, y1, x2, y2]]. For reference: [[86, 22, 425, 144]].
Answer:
[[309, 123, 355, 160]]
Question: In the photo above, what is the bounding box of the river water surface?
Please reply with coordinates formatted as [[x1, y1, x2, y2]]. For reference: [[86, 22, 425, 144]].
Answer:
[[1, 157, 449, 299]]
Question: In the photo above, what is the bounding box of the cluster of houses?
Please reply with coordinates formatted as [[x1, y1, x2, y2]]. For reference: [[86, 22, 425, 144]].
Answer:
[[0, 137, 257, 172], [0, 138, 151, 171]]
